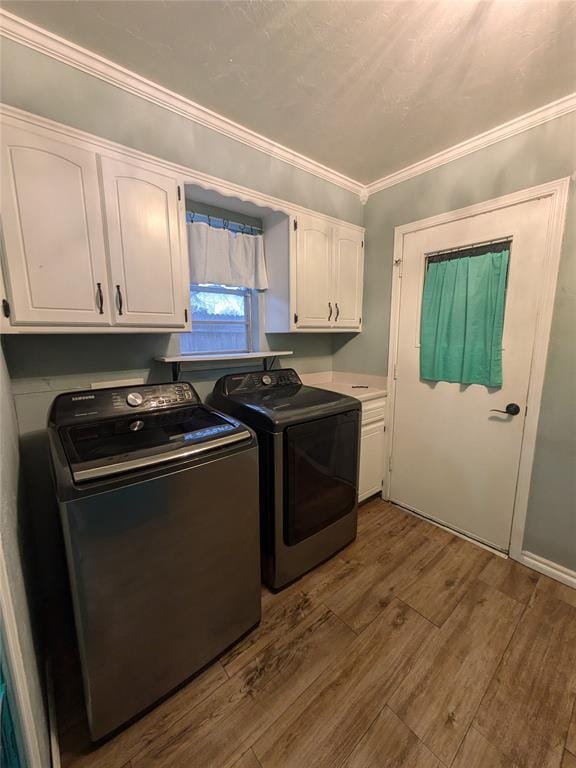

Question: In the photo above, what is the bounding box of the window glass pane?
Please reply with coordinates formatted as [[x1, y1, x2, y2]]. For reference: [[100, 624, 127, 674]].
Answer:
[[181, 283, 252, 354], [190, 288, 246, 321], [181, 322, 249, 354]]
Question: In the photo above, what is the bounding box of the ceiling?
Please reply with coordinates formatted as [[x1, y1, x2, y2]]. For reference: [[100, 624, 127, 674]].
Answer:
[[3, 1, 575, 184]]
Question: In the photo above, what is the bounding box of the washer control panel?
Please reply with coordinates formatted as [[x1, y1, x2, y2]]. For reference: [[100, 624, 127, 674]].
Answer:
[[222, 369, 301, 394], [50, 382, 200, 425]]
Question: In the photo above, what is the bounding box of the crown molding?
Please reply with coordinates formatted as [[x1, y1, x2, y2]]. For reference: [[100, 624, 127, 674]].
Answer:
[[0, 103, 365, 232], [1, 9, 574, 204], [0, 9, 364, 198], [365, 92, 576, 198]]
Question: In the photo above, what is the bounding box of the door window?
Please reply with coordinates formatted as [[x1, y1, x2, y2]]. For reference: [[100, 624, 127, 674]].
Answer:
[[420, 241, 510, 388]]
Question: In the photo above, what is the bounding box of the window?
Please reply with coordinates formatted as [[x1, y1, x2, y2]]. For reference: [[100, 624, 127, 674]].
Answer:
[[180, 284, 253, 354]]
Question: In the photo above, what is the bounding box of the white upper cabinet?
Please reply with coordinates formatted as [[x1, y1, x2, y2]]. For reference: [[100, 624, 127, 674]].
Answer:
[[295, 214, 333, 328], [0, 108, 360, 335], [333, 226, 364, 329], [265, 213, 364, 333], [0, 124, 111, 325], [100, 157, 186, 328]]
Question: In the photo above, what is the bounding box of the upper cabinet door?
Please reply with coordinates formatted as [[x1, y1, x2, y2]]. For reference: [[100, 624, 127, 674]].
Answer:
[[100, 156, 185, 327], [333, 226, 364, 330], [0, 125, 111, 325], [294, 215, 333, 328]]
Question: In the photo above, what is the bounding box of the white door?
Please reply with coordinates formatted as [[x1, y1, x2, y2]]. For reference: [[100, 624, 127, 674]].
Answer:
[[100, 156, 185, 327], [333, 226, 364, 329], [389, 197, 552, 550], [0, 125, 111, 325], [294, 215, 333, 329]]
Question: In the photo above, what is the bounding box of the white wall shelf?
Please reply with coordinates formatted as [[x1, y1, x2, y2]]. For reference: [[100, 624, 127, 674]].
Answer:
[[155, 350, 293, 381]]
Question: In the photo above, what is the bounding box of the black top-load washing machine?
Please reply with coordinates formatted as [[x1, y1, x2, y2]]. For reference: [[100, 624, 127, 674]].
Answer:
[[210, 369, 361, 590], [48, 382, 261, 740]]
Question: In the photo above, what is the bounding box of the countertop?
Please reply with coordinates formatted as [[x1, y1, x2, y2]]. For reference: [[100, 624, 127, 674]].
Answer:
[[300, 372, 387, 404], [313, 381, 387, 403]]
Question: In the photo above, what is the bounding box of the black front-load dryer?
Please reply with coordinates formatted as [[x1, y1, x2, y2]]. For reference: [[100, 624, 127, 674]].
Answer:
[[210, 368, 361, 590]]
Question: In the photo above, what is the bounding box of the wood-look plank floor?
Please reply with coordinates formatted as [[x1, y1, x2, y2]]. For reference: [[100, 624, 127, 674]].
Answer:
[[57, 499, 576, 768]]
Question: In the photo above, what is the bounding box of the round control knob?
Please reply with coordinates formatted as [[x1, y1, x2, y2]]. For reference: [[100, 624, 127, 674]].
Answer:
[[261, 374, 272, 386], [129, 420, 144, 432], [126, 392, 144, 407]]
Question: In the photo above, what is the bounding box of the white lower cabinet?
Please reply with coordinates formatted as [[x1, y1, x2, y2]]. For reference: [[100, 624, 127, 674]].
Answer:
[[359, 420, 386, 502], [358, 397, 387, 503]]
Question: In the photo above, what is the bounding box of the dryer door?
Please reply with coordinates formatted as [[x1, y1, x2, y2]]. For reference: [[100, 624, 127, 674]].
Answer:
[[284, 410, 359, 545]]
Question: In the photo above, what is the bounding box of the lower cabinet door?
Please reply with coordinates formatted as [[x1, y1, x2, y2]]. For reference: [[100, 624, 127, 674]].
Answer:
[[359, 420, 386, 502]]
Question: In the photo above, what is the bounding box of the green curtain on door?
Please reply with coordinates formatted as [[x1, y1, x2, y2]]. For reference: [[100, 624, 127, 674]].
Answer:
[[420, 248, 509, 388]]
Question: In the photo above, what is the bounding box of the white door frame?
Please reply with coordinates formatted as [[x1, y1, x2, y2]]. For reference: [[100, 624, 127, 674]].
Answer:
[[384, 177, 570, 568]]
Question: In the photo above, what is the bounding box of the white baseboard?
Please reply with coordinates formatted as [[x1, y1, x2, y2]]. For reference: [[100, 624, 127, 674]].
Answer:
[[385, 496, 508, 558], [516, 551, 576, 589]]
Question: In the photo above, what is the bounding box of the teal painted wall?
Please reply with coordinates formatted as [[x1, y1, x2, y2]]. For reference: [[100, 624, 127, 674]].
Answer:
[[334, 112, 576, 569]]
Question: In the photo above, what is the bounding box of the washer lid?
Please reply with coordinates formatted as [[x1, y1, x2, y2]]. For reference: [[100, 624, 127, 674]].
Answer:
[[58, 405, 251, 482]]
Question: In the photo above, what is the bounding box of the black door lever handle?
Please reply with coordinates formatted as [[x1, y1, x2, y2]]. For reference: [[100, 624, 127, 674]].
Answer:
[[490, 403, 521, 416]]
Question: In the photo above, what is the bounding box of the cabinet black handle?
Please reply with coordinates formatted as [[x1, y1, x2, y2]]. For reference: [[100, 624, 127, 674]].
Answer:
[[328, 302, 333, 321], [96, 282, 104, 314], [335, 302, 340, 321], [116, 284, 123, 316]]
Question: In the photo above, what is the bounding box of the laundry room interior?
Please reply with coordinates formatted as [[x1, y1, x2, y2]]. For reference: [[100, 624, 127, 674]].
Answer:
[[0, 2, 575, 768]]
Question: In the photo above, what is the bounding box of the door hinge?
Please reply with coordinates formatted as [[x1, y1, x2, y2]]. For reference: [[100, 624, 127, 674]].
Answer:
[[388, 456, 393, 472], [177, 185, 181, 201], [294, 312, 298, 324], [293, 219, 298, 231], [2, 299, 10, 318], [394, 257, 403, 277], [362, 240, 364, 248], [393, 362, 398, 380], [184, 308, 188, 323]]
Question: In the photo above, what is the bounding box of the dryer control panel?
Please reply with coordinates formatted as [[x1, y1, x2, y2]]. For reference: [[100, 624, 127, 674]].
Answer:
[[221, 369, 301, 395]]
